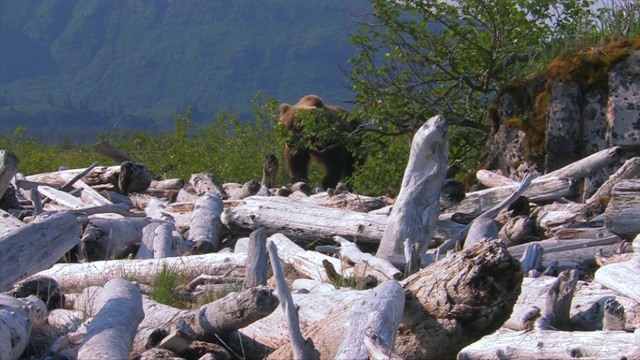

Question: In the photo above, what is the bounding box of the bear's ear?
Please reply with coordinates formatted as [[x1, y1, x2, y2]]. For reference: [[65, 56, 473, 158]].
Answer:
[[279, 103, 291, 114]]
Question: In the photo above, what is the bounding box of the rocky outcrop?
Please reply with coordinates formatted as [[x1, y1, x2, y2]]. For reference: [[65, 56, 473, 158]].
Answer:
[[483, 40, 640, 200]]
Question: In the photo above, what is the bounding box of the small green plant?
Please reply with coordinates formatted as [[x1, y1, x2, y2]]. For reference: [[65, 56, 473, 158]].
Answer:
[[150, 264, 182, 307]]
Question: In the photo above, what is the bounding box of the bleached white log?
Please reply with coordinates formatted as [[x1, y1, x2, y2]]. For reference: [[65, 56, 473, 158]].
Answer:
[[291, 279, 336, 293], [153, 222, 179, 258], [0, 150, 19, 200], [539, 146, 623, 181], [268, 241, 319, 360], [0, 208, 23, 237], [363, 328, 403, 360], [144, 197, 170, 220], [268, 233, 342, 283], [457, 328, 636, 359], [189, 172, 228, 198], [0, 211, 81, 292], [228, 180, 261, 200], [38, 185, 88, 209], [48, 308, 84, 332], [188, 192, 223, 252], [475, 169, 518, 187], [437, 174, 532, 255], [131, 286, 279, 357], [30, 252, 247, 292], [136, 222, 160, 259], [308, 191, 387, 213], [60, 173, 113, 207], [335, 280, 404, 360], [376, 115, 448, 265], [332, 235, 402, 280], [594, 234, 640, 302], [0, 294, 47, 360], [269, 239, 523, 360], [508, 234, 621, 258], [25, 165, 120, 188], [244, 228, 268, 289], [150, 178, 184, 190], [223, 195, 387, 245], [445, 176, 574, 218], [238, 289, 366, 350], [77, 278, 144, 360], [506, 276, 640, 332]]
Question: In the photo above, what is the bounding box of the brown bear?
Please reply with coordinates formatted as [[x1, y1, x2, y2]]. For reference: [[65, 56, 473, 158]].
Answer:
[[278, 94, 363, 190]]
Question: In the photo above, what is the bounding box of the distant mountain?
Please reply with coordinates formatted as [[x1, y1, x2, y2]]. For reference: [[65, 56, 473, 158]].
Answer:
[[0, 0, 371, 143]]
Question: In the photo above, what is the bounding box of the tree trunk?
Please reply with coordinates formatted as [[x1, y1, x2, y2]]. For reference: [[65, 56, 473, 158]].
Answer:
[[77, 278, 144, 360], [0, 211, 81, 292], [376, 115, 449, 266]]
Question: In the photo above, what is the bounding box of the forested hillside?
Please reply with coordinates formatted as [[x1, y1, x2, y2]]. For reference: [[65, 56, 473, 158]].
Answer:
[[0, 0, 370, 143]]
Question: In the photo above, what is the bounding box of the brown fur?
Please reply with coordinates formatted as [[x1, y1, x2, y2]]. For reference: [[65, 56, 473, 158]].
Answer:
[[279, 94, 363, 190]]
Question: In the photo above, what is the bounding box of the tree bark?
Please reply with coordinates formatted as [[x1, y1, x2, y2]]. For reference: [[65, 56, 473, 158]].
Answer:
[[0, 211, 80, 292], [376, 115, 449, 266], [77, 278, 144, 360]]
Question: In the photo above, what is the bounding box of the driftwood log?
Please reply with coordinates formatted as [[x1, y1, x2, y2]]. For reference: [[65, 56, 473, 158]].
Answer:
[[0, 150, 19, 200], [223, 196, 387, 245], [77, 278, 144, 360], [188, 192, 224, 253], [0, 211, 81, 292], [376, 115, 448, 266], [29, 252, 247, 292], [0, 294, 47, 360], [267, 239, 523, 360]]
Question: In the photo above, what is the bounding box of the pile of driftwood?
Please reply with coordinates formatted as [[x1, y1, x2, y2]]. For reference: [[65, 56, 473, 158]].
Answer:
[[1, 115, 639, 359]]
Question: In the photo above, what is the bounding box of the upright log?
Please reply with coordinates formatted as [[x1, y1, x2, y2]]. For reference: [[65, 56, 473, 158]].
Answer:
[[0, 150, 19, 200], [77, 278, 144, 360], [0, 212, 80, 292], [376, 115, 449, 266], [244, 228, 268, 289]]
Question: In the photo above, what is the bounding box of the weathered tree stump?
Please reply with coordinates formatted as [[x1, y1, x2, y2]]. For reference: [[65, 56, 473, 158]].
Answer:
[[376, 115, 449, 267]]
